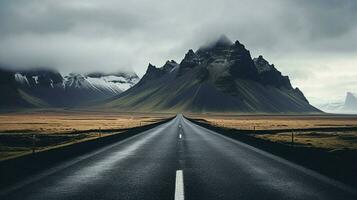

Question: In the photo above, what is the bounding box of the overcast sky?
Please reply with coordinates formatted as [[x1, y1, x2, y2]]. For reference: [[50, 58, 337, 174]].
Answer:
[[0, 0, 356, 105]]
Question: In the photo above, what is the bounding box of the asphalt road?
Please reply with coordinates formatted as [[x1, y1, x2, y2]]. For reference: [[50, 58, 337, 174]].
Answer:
[[1, 114, 356, 200]]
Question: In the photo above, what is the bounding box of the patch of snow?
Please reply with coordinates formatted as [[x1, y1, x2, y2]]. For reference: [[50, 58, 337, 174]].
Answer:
[[170, 65, 179, 73], [14, 73, 30, 86], [32, 76, 39, 84], [63, 73, 139, 94], [50, 79, 54, 88]]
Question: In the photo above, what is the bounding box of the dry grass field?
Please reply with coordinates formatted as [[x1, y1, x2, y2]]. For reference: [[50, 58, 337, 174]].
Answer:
[[0, 111, 171, 134], [188, 114, 357, 130], [188, 114, 357, 151], [0, 110, 172, 160], [3, 112, 357, 160], [255, 131, 357, 150]]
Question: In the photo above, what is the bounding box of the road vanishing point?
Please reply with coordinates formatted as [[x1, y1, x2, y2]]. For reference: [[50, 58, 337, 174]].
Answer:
[[1, 115, 357, 200]]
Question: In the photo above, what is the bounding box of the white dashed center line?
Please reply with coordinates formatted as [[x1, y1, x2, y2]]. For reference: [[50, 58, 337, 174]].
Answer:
[[175, 170, 184, 200]]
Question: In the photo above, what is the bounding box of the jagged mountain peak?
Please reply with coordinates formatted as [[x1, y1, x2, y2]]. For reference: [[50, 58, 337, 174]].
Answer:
[[145, 60, 179, 71], [104, 36, 320, 113], [253, 55, 276, 73], [143, 38, 294, 90], [252, 56, 292, 89], [342, 92, 357, 112], [179, 49, 200, 71], [165, 60, 177, 65], [140, 63, 167, 84], [147, 63, 156, 69], [183, 49, 198, 60], [142, 60, 180, 81], [162, 60, 179, 72], [179, 37, 257, 80]]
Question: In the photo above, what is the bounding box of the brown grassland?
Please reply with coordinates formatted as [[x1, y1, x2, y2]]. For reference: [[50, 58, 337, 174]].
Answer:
[[187, 114, 357, 151], [2, 112, 357, 161], [0, 110, 172, 160]]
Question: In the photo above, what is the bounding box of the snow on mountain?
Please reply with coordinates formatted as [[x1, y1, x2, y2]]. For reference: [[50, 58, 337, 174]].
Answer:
[[64, 73, 139, 94], [14, 73, 30, 86], [10, 69, 140, 107], [14, 71, 139, 94], [86, 75, 131, 92]]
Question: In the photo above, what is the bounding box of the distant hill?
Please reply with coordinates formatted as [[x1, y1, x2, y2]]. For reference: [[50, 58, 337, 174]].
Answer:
[[343, 92, 357, 111], [317, 92, 357, 114], [102, 35, 320, 113], [0, 67, 139, 109], [317, 102, 344, 114]]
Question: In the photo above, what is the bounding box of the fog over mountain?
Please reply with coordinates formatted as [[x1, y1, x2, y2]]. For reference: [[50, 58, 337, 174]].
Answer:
[[0, 0, 357, 105], [102, 36, 319, 113]]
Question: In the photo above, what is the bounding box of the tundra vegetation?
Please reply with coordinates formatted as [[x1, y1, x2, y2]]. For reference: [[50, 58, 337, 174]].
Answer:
[[0, 111, 171, 160]]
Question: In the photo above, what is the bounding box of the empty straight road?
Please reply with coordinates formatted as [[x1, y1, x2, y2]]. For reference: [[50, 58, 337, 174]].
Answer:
[[1, 115, 356, 200]]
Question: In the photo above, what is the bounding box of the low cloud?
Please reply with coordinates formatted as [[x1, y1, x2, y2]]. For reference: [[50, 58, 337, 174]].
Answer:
[[0, 0, 356, 103]]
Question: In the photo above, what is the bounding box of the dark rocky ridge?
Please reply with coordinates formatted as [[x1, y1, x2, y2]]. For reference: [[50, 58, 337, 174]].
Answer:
[[104, 35, 319, 113], [253, 55, 293, 89]]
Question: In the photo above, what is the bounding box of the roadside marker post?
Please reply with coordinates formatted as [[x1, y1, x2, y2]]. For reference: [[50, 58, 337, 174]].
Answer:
[[291, 130, 295, 147], [32, 134, 36, 153]]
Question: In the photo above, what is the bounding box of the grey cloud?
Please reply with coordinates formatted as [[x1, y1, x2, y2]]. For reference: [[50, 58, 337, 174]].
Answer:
[[292, 0, 357, 39], [0, 1, 155, 37], [0, 0, 356, 103]]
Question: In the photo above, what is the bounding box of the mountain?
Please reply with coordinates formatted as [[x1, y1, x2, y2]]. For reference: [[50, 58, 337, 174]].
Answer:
[[317, 102, 344, 113], [102, 36, 320, 113], [0, 67, 139, 109], [0, 68, 49, 109], [60, 72, 139, 106], [317, 92, 357, 114], [343, 92, 357, 111]]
